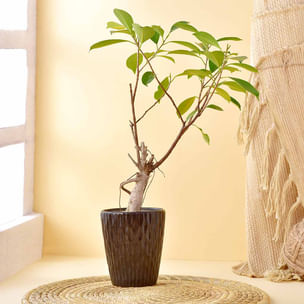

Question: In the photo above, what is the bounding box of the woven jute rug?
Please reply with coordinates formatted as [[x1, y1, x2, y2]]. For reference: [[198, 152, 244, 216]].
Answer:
[[22, 275, 270, 304]]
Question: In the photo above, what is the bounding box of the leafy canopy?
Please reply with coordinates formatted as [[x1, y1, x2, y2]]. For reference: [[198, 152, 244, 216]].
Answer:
[[90, 8, 259, 144]]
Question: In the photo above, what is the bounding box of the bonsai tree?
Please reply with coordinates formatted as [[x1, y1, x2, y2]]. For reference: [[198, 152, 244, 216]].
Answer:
[[90, 8, 258, 212]]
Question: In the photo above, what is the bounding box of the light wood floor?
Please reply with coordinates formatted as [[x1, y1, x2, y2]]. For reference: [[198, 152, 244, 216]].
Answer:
[[0, 256, 303, 303]]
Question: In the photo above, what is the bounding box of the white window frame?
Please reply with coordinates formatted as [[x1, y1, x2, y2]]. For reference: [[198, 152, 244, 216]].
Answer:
[[0, 0, 43, 281]]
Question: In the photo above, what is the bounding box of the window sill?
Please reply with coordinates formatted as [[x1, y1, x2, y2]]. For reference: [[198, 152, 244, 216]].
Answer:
[[0, 213, 43, 281]]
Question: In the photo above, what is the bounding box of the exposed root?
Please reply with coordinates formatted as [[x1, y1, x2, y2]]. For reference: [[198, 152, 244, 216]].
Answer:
[[119, 142, 158, 212]]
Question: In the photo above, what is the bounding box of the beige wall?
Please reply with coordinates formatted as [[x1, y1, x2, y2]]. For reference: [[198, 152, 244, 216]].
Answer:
[[35, 0, 252, 260]]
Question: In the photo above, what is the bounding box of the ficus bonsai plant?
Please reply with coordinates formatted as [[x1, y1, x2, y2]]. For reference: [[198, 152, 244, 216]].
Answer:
[[91, 9, 258, 213], [90, 8, 258, 287]]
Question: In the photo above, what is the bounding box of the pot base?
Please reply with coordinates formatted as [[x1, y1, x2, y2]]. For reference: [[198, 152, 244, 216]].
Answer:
[[101, 207, 165, 287]]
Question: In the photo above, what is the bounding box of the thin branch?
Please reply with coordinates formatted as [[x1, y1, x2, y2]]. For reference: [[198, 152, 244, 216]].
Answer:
[[197, 80, 204, 113], [191, 70, 223, 126], [199, 45, 229, 116], [197, 59, 208, 102], [153, 60, 226, 170], [129, 83, 140, 163], [188, 84, 211, 125], [201, 71, 223, 113], [139, 50, 185, 125], [132, 46, 141, 100], [139, 32, 171, 73], [153, 125, 188, 170], [136, 100, 159, 124], [128, 153, 139, 169], [129, 44, 146, 169], [129, 88, 140, 166], [196, 82, 213, 112]]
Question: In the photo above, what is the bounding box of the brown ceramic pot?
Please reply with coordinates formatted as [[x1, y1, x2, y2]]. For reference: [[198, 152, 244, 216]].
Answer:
[[100, 207, 165, 287]]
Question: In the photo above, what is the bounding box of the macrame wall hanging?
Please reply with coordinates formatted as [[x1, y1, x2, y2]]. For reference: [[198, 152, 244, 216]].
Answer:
[[233, 0, 304, 281]]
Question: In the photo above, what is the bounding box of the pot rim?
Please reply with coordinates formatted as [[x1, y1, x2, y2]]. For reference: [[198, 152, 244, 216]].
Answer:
[[101, 207, 164, 215]]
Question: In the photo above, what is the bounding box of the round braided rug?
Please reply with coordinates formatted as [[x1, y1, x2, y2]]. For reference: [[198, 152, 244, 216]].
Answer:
[[22, 275, 270, 304]]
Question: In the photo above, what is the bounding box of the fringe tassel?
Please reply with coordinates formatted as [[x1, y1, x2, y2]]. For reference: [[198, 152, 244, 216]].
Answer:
[[244, 103, 263, 154], [237, 75, 262, 152], [272, 175, 294, 242], [265, 197, 304, 282], [261, 124, 275, 190], [264, 265, 303, 282], [236, 68, 304, 280], [237, 92, 251, 145], [265, 150, 286, 218], [280, 174, 293, 218], [283, 196, 302, 245]]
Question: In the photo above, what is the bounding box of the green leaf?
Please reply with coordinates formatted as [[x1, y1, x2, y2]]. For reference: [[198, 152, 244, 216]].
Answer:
[[144, 52, 154, 59], [186, 109, 198, 121], [110, 30, 130, 35], [217, 36, 242, 42], [230, 63, 258, 73], [196, 42, 208, 51], [203, 51, 221, 66], [230, 56, 247, 63], [209, 60, 218, 73], [133, 25, 155, 43], [230, 77, 259, 98], [215, 87, 231, 102], [142, 26, 155, 43], [154, 77, 170, 101], [158, 55, 175, 63], [89, 39, 129, 51], [113, 8, 134, 34], [230, 97, 241, 110], [220, 81, 246, 93], [193, 125, 210, 145], [133, 23, 142, 40], [212, 50, 224, 66], [207, 51, 224, 70], [207, 104, 224, 111], [177, 69, 211, 79], [142, 71, 154, 86], [152, 25, 164, 37], [126, 53, 143, 73], [151, 31, 160, 44], [177, 96, 196, 116], [203, 133, 210, 145], [169, 41, 201, 53], [107, 21, 125, 30], [223, 66, 240, 73], [170, 21, 197, 32], [168, 50, 199, 57], [194, 31, 221, 49]]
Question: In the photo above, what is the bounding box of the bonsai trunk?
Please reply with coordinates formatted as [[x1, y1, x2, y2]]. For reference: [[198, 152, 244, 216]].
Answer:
[[127, 171, 149, 212]]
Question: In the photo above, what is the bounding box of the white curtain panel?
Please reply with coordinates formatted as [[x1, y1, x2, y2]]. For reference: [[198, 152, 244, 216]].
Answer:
[[233, 0, 304, 281]]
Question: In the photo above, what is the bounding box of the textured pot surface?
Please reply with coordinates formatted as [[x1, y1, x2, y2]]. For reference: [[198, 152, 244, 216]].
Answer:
[[101, 207, 165, 287]]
